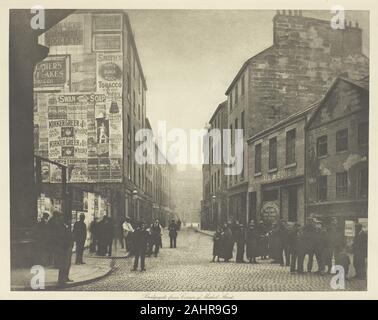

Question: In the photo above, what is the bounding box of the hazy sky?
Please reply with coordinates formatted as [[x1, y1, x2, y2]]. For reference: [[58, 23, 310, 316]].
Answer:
[[127, 10, 369, 134]]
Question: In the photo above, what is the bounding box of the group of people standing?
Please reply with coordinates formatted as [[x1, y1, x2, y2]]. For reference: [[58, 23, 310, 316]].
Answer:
[[212, 218, 367, 280], [34, 210, 183, 285], [33, 211, 82, 286]]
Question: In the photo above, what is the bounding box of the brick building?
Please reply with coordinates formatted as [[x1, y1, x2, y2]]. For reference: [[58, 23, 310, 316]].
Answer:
[[305, 76, 369, 224], [247, 103, 317, 226], [225, 10, 368, 224]]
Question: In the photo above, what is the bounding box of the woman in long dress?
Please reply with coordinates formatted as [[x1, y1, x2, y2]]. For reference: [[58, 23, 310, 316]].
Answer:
[[212, 226, 224, 262]]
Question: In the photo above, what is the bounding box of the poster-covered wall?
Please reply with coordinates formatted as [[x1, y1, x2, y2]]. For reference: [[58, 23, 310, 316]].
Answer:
[[35, 92, 122, 183], [34, 13, 124, 184]]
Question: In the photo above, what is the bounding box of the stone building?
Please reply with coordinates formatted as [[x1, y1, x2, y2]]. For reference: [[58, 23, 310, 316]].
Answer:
[[225, 10, 368, 224], [172, 166, 202, 226], [305, 76, 369, 224], [247, 103, 317, 226], [202, 101, 228, 229]]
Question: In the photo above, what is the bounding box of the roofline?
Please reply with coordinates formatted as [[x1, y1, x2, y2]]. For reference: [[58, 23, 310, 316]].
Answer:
[[225, 46, 274, 95], [247, 101, 319, 144], [209, 100, 227, 124], [306, 76, 369, 130]]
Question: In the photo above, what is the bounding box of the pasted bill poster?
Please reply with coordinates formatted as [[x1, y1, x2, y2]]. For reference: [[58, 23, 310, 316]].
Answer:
[[35, 92, 123, 183]]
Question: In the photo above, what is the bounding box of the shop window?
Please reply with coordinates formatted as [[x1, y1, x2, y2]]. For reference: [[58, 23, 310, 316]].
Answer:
[[255, 143, 262, 173], [286, 129, 296, 165], [317, 135, 327, 157], [336, 128, 348, 152], [359, 167, 368, 198], [358, 122, 369, 146], [318, 175, 328, 201], [269, 137, 277, 170], [336, 172, 348, 198]]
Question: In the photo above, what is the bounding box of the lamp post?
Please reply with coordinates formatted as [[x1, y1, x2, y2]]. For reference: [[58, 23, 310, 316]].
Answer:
[[132, 189, 138, 221], [211, 195, 216, 230]]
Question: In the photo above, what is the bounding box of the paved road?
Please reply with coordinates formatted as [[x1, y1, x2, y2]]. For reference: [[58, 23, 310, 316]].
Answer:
[[67, 228, 366, 291]]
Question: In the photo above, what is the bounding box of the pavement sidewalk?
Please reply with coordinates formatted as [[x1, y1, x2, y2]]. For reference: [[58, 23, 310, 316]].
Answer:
[[11, 250, 114, 291], [195, 228, 215, 237]]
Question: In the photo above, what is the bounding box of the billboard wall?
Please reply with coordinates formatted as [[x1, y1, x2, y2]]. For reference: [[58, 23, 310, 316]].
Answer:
[[34, 13, 124, 183]]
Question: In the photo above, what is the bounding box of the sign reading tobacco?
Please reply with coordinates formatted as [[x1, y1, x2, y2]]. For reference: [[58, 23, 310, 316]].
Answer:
[[34, 56, 68, 90]]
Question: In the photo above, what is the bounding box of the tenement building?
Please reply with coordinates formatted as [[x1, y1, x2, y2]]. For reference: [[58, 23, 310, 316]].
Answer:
[[224, 10, 368, 224], [33, 10, 174, 229], [247, 103, 317, 226], [202, 101, 228, 229], [305, 76, 369, 224]]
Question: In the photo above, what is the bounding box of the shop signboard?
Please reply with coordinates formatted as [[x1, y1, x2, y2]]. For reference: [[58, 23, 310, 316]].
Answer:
[[261, 201, 280, 223], [345, 220, 355, 237]]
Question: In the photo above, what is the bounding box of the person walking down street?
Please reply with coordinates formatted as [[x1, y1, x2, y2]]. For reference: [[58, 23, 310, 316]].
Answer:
[[177, 219, 182, 231], [122, 217, 134, 257], [246, 220, 259, 264], [149, 219, 162, 257], [212, 226, 224, 262], [288, 223, 300, 273], [132, 222, 149, 272], [235, 224, 246, 263], [89, 218, 98, 253], [169, 219, 178, 248], [33, 212, 50, 266], [73, 214, 87, 265], [353, 223, 367, 279], [222, 222, 233, 262], [51, 211, 74, 286]]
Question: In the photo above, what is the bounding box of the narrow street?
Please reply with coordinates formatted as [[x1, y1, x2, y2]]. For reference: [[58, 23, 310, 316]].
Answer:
[[68, 229, 366, 292]]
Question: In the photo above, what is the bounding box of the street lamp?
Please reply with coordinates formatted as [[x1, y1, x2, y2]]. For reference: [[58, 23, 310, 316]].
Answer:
[[211, 195, 216, 230], [132, 189, 138, 221]]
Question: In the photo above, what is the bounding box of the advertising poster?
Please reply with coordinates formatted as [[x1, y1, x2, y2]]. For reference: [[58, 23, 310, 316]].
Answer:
[[34, 55, 69, 91], [44, 14, 84, 47], [35, 91, 122, 183], [71, 53, 96, 92]]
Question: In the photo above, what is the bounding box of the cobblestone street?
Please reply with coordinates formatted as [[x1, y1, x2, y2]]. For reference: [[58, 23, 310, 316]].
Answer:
[[68, 229, 367, 292]]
